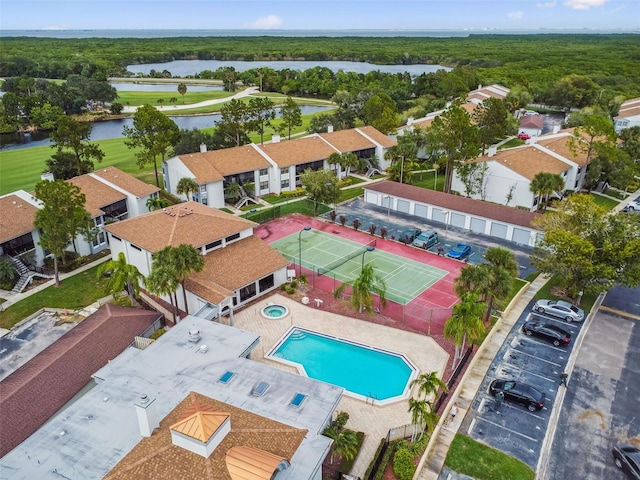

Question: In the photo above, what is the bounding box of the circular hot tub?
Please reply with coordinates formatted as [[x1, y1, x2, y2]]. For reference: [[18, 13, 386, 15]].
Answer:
[[261, 303, 289, 319]]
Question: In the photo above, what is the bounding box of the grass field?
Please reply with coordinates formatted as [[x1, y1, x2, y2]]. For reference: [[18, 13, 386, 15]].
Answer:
[[271, 229, 448, 304]]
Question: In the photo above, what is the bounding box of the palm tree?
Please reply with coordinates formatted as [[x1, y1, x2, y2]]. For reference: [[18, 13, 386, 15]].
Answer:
[[410, 371, 449, 400], [176, 177, 199, 202], [454, 264, 492, 300], [530, 172, 565, 211], [324, 427, 359, 465], [96, 252, 144, 306], [408, 398, 439, 441], [224, 181, 242, 202], [339, 152, 360, 178], [146, 195, 170, 211], [334, 263, 387, 314], [530, 173, 546, 211], [145, 264, 179, 323], [444, 292, 486, 369], [482, 247, 518, 322], [153, 244, 204, 316], [0, 257, 17, 284]]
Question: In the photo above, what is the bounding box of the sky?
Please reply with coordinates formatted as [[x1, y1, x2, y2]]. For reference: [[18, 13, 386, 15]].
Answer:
[[0, 0, 637, 32]]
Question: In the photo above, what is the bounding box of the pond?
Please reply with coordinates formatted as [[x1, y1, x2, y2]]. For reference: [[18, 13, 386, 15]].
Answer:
[[0, 104, 334, 151], [127, 59, 450, 77]]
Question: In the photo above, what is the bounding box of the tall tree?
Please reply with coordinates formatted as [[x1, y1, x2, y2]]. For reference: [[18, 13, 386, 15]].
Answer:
[[324, 428, 359, 465], [152, 244, 204, 316], [334, 263, 387, 315], [362, 92, 398, 134], [530, 172, 564, 211], [146, 195, 170, 211], [410, 371, 449, 401], [531, 194, 640, 299], [34, 180, 91, 286], [428, 104, 481, 193], [49, 115, 104, 176], [216, 99, 250, 147], [177, 82, 187, 103], [96, 252, 144, 306], [299, 169, 341, 211], [472, 98, 515, 154], [176, 177, 199, 201], [145, 263, 180, 323], [408, 397, 437, 441], [247, 96, 275, 145], [277, 96, 302, 140], [444, 292, 486, 368], [384, 135, 418, 184], [123, 104, 180, 187]]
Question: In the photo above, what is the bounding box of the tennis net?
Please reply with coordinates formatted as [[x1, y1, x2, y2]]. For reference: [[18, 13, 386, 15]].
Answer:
[[317, 238, 377, 276]]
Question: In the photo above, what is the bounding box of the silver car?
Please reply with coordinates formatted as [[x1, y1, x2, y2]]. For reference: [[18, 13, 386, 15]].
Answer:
[[533, 299, 584, 322]]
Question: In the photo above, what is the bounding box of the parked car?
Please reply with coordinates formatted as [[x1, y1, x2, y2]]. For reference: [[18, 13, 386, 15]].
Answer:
[[624, 197, 640, 212], [518, 132, 531, 140], [612, 444, 640, 479], [400, 228, 422, 244], [447, 243, 472, 260], [489, 379, 546, 412], [412, 230, 439, 249], [533, 299, 584, 322], [522, 320, 571, 346]]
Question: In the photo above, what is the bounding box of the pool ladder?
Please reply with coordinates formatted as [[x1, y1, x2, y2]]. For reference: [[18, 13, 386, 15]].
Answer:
[[366, 393, 378, 405]]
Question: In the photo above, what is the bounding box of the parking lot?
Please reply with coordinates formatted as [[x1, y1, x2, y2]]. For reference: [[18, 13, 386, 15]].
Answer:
[[461, 303, 584, 469]]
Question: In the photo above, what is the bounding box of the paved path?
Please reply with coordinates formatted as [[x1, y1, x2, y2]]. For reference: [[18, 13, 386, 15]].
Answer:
[[121, 86, 260, 113]]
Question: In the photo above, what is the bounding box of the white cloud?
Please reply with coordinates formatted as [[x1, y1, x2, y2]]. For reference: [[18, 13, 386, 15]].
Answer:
[[536, 1, 557, 7], [244, 14, 283, 29], [508, 11, 524, 20], [564, 0, 608, 10]]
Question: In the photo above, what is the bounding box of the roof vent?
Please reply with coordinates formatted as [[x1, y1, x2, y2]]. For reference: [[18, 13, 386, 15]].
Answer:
[[188, 329, 201, 343], [197, 344, 208, 354]]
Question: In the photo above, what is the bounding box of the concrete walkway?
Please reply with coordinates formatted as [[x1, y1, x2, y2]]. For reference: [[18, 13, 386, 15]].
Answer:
[[121, 86, 260, 113], [414, 273, 550, 480]]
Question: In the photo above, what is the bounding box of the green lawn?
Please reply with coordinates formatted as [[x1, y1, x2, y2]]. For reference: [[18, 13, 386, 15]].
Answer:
[[337, 186, 364, 203], [445, 434, 535, 480], [533, 274, 597, 312], [590, 192, 619, 211], [116, 89, 234, 108], [410, 170, 445, 191], [0, 265, 109, 330]]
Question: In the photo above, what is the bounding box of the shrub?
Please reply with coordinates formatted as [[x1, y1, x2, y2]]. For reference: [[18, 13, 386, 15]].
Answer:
[[352, 219, 361, 231], [329, 210, 337, 222], [339, 215, 347, 226], [290, 279, 298, 289], [150, 328, 166, 340], [368, 224, 377, 235], [299, 273, 307, 284], [285, 285, 295, 294], [393, 448, 415, 480], [334, 411, 350, 429], [380, 226, 388, 239], [280, 188, 306, 198]]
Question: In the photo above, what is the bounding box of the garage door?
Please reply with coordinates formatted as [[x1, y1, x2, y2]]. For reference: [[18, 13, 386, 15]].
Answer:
[[451, 212, 466, 228], [414, 203, 428, 218], [490, 222, 508, 239], [365, 191, 379, 205], [512, 227, 532, 245], [397, 199, 410, 214], [432, 209, 447, 223], [470, 217, 486, 233]]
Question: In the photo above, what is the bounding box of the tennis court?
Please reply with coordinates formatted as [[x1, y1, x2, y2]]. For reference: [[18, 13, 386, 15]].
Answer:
[[271, 229, 448, 305]]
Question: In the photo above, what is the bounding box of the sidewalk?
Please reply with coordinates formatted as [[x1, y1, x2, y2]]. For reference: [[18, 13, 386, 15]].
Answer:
[[414, 273, 550, 480]]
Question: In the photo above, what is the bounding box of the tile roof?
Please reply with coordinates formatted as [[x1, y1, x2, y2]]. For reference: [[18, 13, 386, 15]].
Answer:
[[105, 202, 257, 253], [357, 126, 397, 148], [536, 132, 589, 167], [69, 174, 128, 218], [178, 145, 271, 182], [318, 129, 375, 153], [615, 102, 640, 120], [0, 194, 39, 243], [482, 145, 570, 180], [258, 136, 337, 168], [0, 304, 161, 458], [92, 167, 159, 198], [365, 180, 541, 228], [185, 236, 290, 304], [467, 84, 510, 101], [520, 115, 544, 129], [104, 391, 307, 480], [169, 401, 229, 442], [226, 445, 287, 480]]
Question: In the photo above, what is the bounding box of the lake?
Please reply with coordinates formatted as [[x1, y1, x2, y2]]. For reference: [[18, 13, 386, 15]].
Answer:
[[0, 105, 333, 151], [127, 59, 450, 77]]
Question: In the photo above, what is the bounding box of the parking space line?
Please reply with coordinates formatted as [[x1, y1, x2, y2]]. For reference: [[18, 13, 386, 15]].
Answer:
[[505, 348, 563, 367], [474, 416, 540, 442]]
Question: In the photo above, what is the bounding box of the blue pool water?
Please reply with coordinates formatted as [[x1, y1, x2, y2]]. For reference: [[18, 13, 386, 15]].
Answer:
[[271, 328, 415, 401]]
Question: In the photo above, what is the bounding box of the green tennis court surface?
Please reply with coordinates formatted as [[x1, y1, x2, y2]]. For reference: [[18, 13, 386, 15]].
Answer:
[[271, 229, 448, 305]]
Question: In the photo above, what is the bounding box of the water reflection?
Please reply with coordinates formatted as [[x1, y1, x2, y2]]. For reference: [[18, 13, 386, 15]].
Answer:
[[0, 105, 333, 151]]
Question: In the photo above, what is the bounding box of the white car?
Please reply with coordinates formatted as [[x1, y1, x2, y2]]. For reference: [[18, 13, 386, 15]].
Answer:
[[533, 299, 585, 322], [624, 197, 640, 212]]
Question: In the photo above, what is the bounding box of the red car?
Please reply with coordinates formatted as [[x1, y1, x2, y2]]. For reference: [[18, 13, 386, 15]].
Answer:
[[518, 132, 531, 140]]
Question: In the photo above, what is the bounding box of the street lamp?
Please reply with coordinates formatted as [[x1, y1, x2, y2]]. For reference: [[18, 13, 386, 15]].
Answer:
[[361, 246, 375, 269], [298, 226, 312, 276], [383, 195, 391, 221], [442, 209, 451, 239]]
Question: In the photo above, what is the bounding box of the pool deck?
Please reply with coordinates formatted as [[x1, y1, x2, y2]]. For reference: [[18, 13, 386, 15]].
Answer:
[[232, 293, 449, 478]]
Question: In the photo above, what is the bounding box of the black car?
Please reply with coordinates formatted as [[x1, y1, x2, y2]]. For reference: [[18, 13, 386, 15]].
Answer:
[[400, 228, 421, 244], [522, 320, 571, 346], [489, 379, 545, 412], [613, 444, 640, 479]]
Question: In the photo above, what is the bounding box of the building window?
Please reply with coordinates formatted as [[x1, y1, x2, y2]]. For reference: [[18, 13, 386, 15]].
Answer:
[[260, 168, 268, 176], [259, 274, 275, 292], [92, 231, 107, 248], [239, 282, 257, 302], [281, 179, 290, 189], [205, 239, 222, 251], [225, 232, 240, 243], [260, 180, 269, 190]]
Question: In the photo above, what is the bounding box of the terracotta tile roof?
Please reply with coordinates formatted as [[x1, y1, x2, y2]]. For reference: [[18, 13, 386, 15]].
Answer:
[[357, 126, 397, 148], [69, 174, 127, 218], [104, 202, 257, 253], [92, 167, 159, 198], [537, 133, 589, 167], [226, 445, 287, 480], [615, 103, 640, 120], [520, 116, 544, 129], [0, 194, 39, 243], [467, 84, 510, 101], [179, 145, 271, 182], [410, 117, 435, 128], [185, 236, 290, 304], [0, 305, 161, 458], [318, 129, 376, 153], [461, 102, 478, 115], [258, 136, 336, 168], [365, 180, 541, 228], [104, 391, 307, 480], [482, 145, 570, 180], [170, 401, 229, 442]]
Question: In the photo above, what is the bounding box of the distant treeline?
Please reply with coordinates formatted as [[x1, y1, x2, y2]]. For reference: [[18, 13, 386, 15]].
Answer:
[[1, 34, 639, 96]]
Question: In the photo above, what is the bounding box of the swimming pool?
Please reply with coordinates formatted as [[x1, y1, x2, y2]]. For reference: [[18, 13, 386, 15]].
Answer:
[[267, 327, 417, 404]]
